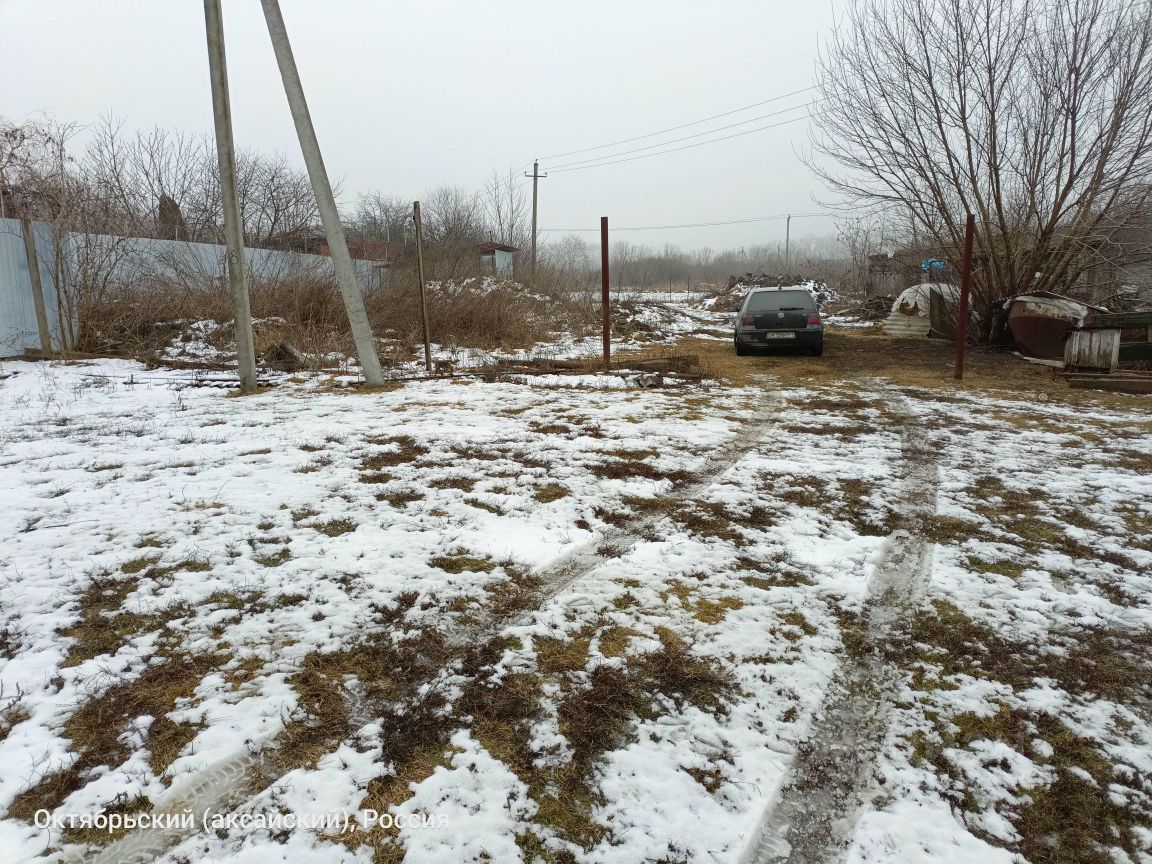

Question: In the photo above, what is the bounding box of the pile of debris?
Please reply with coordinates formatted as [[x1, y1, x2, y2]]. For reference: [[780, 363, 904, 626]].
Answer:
[[709, 275, 838, 311]]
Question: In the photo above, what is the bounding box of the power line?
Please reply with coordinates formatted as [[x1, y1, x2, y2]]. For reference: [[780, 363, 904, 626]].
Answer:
[[539, 85, 818, 161], [545, 100, 822, 170], [540, 212, 828, 232], [546, 113, 820, 173]]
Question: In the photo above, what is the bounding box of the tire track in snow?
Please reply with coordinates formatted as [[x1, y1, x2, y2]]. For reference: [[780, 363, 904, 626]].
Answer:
[[82, 399, 782, 864], [490, 401, 786, 632], [741, 405, 938, 864]]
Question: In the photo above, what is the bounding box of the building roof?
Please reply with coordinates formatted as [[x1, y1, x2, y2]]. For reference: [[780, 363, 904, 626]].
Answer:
[[477, 242, 520, 254]]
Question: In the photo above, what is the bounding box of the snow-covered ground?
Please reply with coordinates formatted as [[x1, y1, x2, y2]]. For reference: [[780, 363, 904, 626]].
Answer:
[[0, 358, 1148, 863]]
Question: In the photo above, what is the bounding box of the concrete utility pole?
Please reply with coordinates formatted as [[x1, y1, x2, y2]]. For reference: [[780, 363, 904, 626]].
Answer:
[[203, 0, 258, 392], [18, 218, 53, 353], [525, 160, 547, 275], [601, 216, 610, 371], [260, 0, 385, 386], [412, 201, 432, 374], [784, 213, 792, 273]]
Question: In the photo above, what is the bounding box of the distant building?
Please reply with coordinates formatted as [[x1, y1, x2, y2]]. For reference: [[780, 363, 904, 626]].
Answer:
[[273, 231, 398, 263], [477, 242, 518, 278]]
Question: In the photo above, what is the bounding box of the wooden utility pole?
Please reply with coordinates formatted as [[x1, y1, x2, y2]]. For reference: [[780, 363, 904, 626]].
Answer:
[[203, 0, 258, 392], [601, 217, 610, 371], [955, 212, 975, 381], [524, 160, 547, 275], [260, 0, 386, 387], [412, 201, 432, 373], [18, 218, 53, 353]]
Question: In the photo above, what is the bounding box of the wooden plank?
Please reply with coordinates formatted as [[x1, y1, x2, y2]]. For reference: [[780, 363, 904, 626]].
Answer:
[[1067, 377, 1152, 394], [1083, 311, 1152, 329]]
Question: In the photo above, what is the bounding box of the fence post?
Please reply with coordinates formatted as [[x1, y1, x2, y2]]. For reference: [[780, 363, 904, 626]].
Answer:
[[19, 218, 53, 353], [601, 217, 610, 372], [955, 212, 975, 380], [413, 201, 432, 373]]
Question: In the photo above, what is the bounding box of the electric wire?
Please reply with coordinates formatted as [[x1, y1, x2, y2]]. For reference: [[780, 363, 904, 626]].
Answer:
[[539, 85, 818, 160]]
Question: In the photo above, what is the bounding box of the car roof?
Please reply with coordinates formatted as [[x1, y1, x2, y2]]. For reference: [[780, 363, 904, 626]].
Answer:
[[747, 286, 809, 293]]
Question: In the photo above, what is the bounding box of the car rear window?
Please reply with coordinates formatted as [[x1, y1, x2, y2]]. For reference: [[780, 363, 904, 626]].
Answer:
[[744, 290, 816, 312]]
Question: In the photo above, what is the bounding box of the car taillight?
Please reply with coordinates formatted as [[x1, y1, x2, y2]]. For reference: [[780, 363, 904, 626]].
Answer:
[[740, 313, 754, 326], [807, 312, 821, 326]]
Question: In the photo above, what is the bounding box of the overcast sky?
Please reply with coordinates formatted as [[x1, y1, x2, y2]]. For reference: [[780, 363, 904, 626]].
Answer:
[[4, 0, 840, 251]]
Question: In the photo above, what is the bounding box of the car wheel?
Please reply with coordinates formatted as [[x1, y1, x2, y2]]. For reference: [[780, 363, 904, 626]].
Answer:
[[734, 340, 748, 356], [811, 342, 824, 357]]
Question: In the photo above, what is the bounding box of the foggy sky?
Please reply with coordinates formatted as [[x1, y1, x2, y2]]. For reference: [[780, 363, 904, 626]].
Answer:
[[4, 0, 840, 252]]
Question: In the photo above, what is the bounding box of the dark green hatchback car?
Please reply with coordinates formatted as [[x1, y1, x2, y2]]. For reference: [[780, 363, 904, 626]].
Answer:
[[733, 288, 824, 356]]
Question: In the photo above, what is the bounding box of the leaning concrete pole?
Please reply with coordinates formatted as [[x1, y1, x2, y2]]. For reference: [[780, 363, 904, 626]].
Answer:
[[19, 218, 53, 354], [204, 0, 258, 392], [259, 0, 385, 386]]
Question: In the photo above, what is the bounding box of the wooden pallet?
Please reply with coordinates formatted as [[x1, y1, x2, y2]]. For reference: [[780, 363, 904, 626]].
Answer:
[[1062, 371, 1152, 394]]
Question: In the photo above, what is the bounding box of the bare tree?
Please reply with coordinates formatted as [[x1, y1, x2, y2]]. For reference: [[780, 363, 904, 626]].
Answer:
[[482, 168, 531, 249], [82, 116, 319, 248], [352, 191, 411, 245], [422, 185, 484, 277], [811, 0, 1152, 331]]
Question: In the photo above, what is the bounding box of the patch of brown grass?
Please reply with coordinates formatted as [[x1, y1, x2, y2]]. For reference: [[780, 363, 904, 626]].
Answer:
[[314, 518, 357, 537], [359, 435, 428, 471], [672, 500, 774, 544], [377, 489, 424, 507], [910, 704, 1148, 864], [429, 549, 496, 574], [8, 654, 219, 820], [429, 476, 476, 492], [589, 458, 694, 483], [534, 482, 570, 503], [536, 634, 593, 674]]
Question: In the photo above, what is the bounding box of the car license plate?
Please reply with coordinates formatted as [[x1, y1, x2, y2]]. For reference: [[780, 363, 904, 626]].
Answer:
[[761, 332, 795, 340]]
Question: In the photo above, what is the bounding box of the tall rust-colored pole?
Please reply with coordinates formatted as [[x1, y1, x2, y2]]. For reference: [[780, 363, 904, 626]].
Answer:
[[955, 212, 975, 380], [413, 201, 432, 373], [601, 217, 610, 371]]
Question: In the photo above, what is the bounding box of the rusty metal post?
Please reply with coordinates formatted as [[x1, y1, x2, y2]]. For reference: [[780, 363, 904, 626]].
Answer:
[[601, 217, 610, 371], [413, 201, 432, 373], [955, 212, 975, 380]]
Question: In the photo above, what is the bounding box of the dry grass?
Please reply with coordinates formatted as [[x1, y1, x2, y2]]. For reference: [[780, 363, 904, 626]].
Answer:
[[56, 570, 207, 666], [359, 435, 428, 472], [428, 549, 496, 574], [908, 702, 1149, 864], [534, 482, 570, 503], [647, 333, 1148, 409], [671, 500, 774, 545], [429, 476, 476, 492], [891, 599, 1152, 713], [379, 277, 595, 353], [377, 489, 424, 507], [313, 518, 357, 537], [588, 457, 694, 484], [9, 653, 220, 821]]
